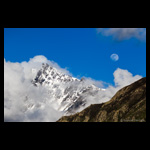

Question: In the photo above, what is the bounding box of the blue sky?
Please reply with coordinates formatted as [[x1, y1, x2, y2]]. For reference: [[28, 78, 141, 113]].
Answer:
[[4, 28, 146, 85]]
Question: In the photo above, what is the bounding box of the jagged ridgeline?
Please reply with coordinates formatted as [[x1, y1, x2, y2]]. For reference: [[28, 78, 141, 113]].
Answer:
[[57, 77, 146, 122], [30, 63, 105, 114]]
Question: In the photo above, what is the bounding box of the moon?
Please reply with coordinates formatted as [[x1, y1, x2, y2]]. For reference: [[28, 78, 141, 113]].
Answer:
[[110, 54, 119, 61]]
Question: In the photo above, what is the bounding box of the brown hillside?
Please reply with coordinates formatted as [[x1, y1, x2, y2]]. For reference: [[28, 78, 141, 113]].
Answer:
[[57, 77, 146, 122]]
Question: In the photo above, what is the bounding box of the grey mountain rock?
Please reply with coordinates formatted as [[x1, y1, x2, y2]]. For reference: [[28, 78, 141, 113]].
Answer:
[[30, 63, 104, 114]]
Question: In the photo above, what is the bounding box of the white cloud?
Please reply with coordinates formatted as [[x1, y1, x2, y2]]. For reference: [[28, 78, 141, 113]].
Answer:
[[23, 55, 72, 77], [84, 68, 142, 107], [4, 55, 70, 122], [4, 55, 143, 122], [81, 77, 106, 88], [113, 68, 142, 88], [97, 28, 146, 41]]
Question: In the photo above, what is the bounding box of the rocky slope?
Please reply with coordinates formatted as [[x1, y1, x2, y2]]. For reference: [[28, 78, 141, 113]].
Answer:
[[57, 77, 146, 122]]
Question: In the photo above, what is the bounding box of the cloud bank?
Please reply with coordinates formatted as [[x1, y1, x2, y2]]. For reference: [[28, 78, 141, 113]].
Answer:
[[4, 55, 142, 122], [97, 28, 146, 41], [4, 55, 67, 122]]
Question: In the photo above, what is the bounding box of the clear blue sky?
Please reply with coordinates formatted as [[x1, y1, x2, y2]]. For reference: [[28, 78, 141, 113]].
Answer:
[[4, 28, 146, 85]]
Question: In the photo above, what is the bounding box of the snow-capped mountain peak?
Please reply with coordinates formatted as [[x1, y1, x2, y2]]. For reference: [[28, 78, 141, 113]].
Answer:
[[32, 63, 79, 87], [29, 63, 104, 114]]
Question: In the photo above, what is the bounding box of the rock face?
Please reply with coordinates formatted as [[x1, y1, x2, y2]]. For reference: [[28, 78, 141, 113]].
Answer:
[[30, 63, 104, 114], [57, 77, 146, 122]]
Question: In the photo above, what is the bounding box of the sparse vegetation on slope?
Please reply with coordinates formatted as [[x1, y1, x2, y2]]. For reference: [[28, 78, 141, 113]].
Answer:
[[57, 77, 146, 122]]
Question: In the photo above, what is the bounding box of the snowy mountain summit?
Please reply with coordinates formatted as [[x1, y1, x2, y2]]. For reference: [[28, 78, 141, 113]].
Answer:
[[31, 63, 104, 114], [32, 63, 79, 86]]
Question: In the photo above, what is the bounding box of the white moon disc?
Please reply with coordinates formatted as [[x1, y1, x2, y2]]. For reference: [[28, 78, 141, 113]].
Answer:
[[110, 54, 119, 61]]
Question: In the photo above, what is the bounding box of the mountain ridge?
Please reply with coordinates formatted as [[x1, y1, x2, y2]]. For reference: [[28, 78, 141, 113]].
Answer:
[[29, 63, 105, 114], [57, 77, 146, 122]]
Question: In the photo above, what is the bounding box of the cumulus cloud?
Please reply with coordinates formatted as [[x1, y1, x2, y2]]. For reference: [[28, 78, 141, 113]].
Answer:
[[4, 55, 70, 122], [83, 68, 142, 107], [4, 55, 142, 122], [97, 28, 146, 41], [113, 68, 142, 88]]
